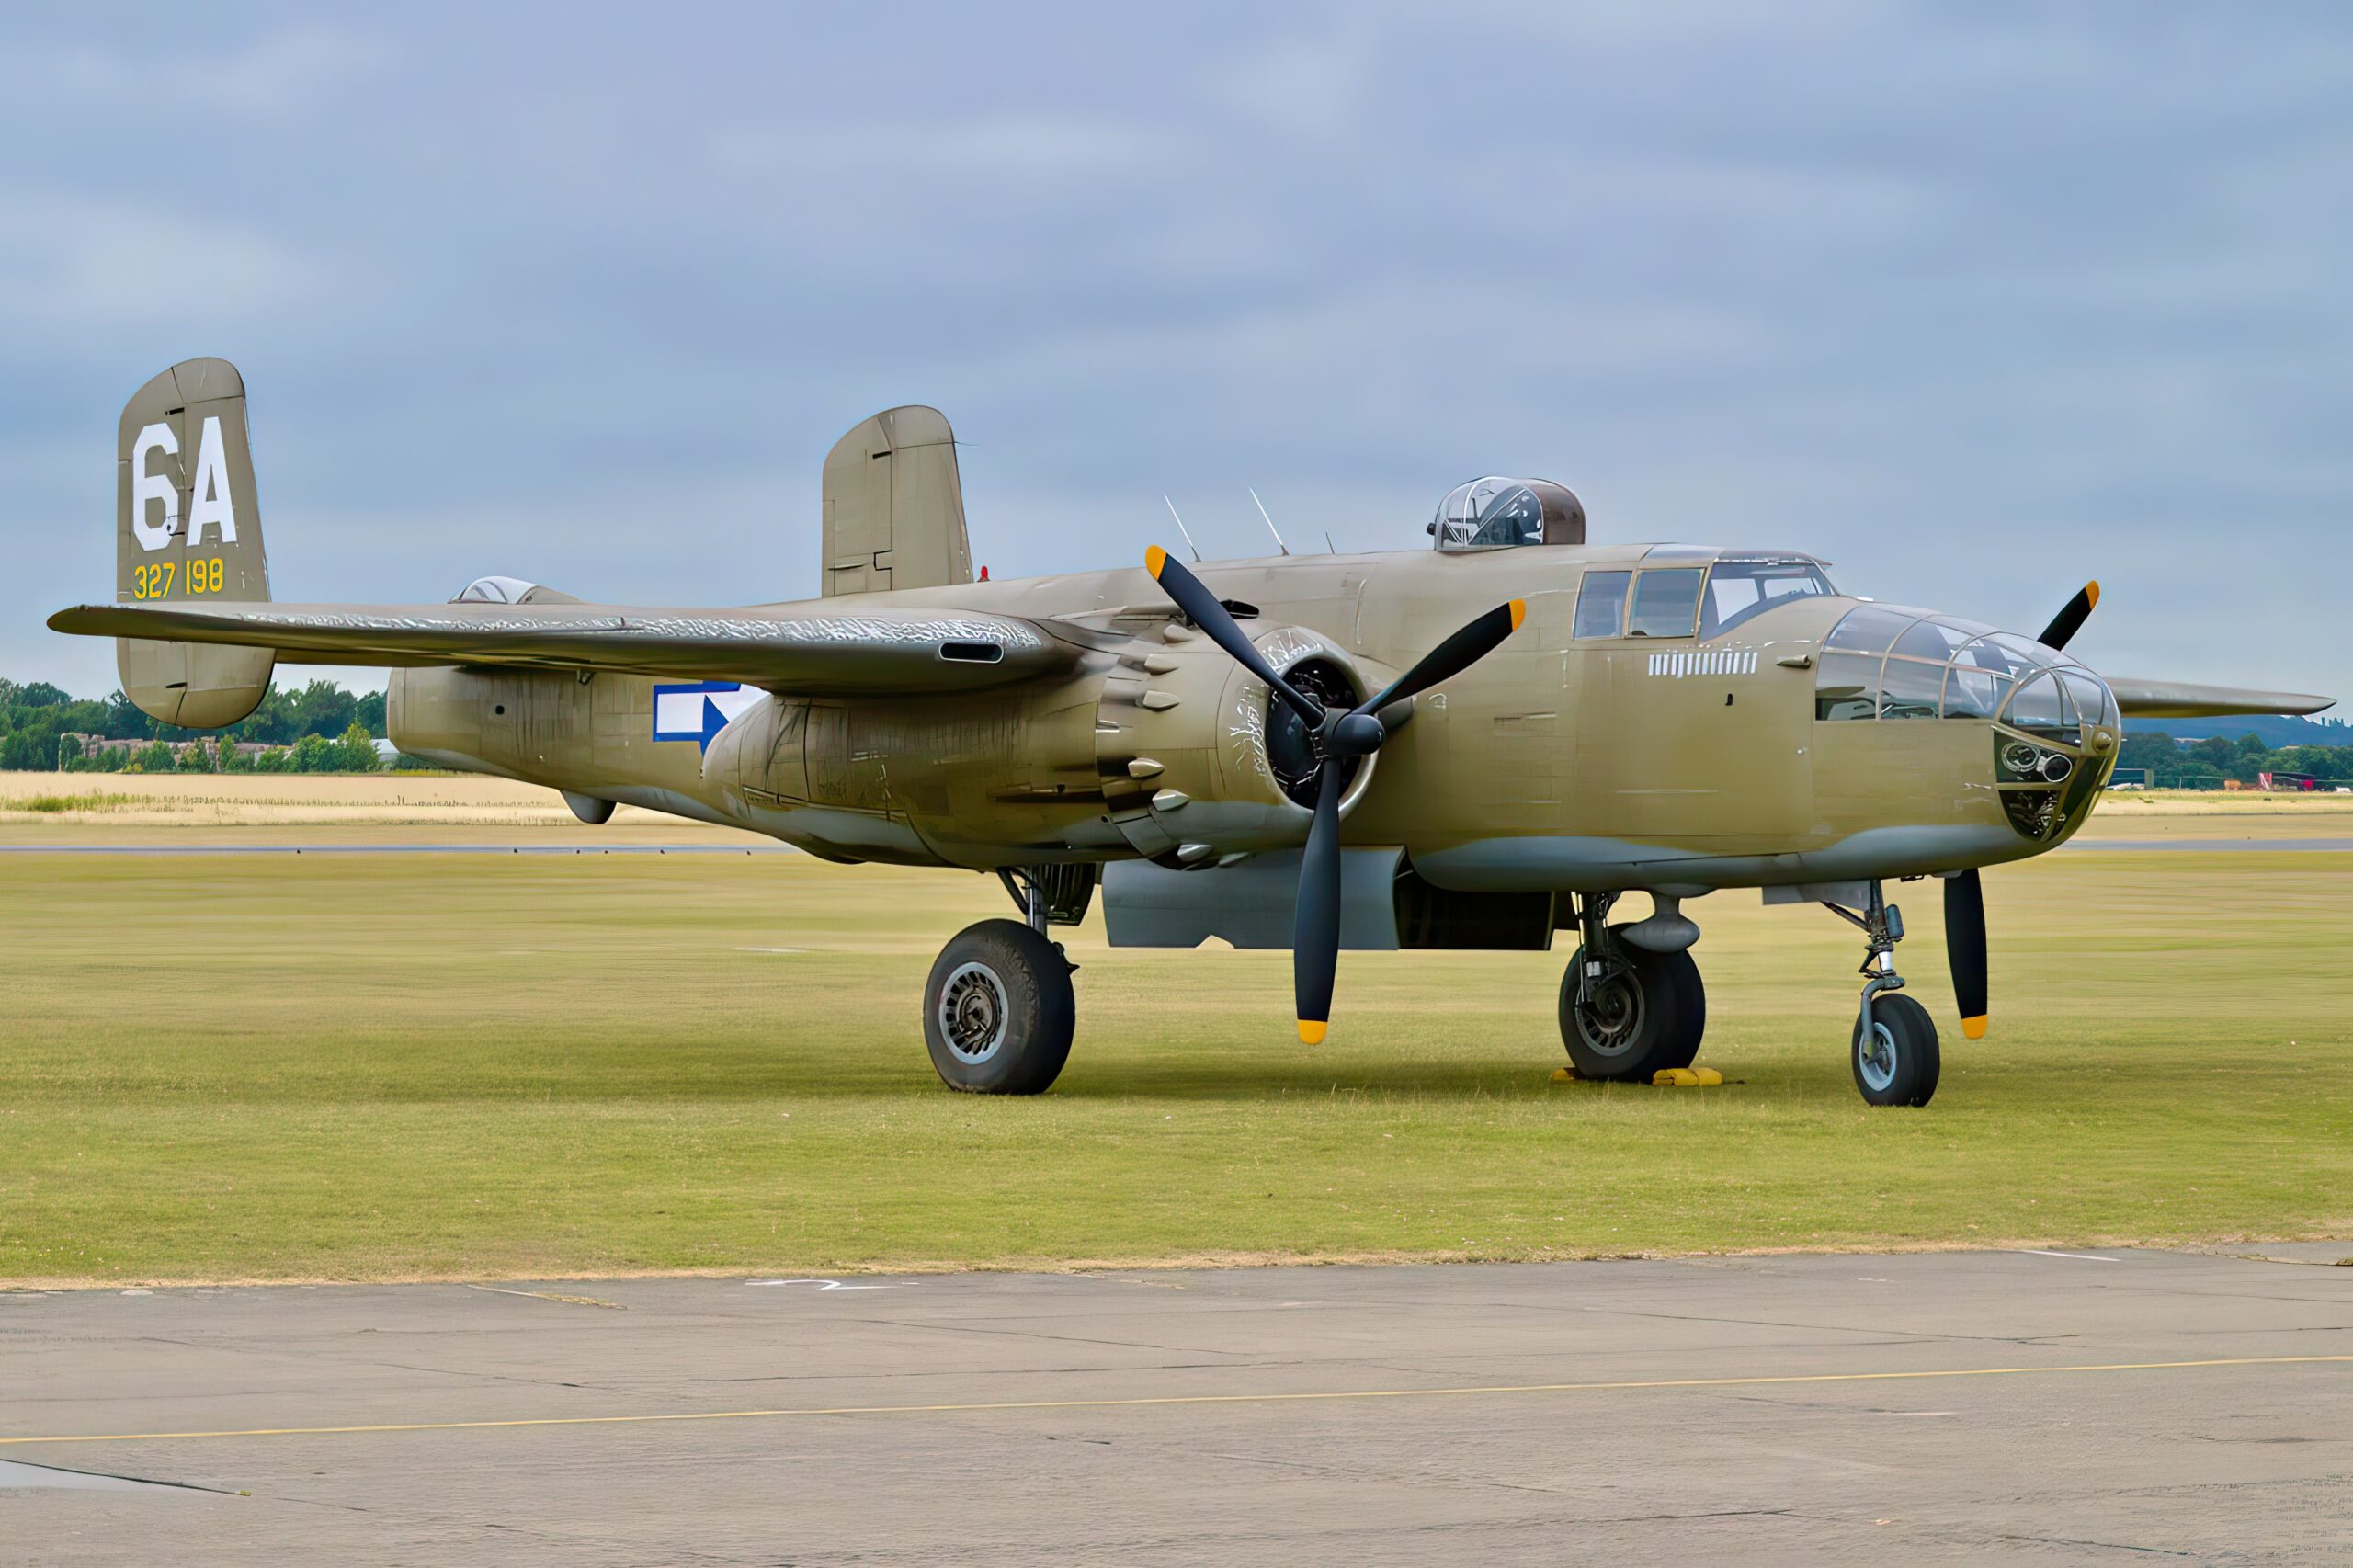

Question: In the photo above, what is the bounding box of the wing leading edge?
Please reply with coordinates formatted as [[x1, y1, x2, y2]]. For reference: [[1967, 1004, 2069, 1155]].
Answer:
[[47, 600, 1081, 697], [2106, 678, 2335, 720]]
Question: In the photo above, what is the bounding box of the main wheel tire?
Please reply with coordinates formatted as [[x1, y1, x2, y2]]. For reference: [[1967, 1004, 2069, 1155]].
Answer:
[[922, 919, 1075, 1096], [1559, 938, 1706, 1082], [1852, 992, 1940, 1107]]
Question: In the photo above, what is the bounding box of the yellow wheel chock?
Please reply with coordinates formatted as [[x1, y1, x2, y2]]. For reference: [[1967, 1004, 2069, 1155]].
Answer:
[[1551, 1065, 1726, 1086]]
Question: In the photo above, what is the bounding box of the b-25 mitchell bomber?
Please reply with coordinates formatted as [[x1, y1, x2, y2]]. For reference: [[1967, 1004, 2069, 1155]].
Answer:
[[52, 360, 2335, 1105]]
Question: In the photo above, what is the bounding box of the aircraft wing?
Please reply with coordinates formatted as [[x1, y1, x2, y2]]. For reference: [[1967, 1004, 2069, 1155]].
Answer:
[[47, 600, 1084, 697], [2107, 677, 2335, 719]]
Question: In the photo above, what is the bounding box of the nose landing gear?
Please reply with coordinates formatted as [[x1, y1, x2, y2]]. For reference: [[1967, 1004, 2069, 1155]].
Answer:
[[1823, 881, 1940, 1107]]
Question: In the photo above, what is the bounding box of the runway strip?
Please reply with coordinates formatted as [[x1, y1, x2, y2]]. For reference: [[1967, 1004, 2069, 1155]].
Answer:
[[2066, 835, 2353, 851], [6, 1352, 2343, 1449], [4, 1250, 2347, 1563]]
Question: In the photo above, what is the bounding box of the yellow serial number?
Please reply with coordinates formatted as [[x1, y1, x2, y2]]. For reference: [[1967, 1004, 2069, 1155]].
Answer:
[[132, 558, 225, 599]]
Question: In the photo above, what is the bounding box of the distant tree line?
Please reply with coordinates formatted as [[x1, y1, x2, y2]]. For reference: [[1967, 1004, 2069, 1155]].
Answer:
[[2115, 729, 2351, 789], [0, 677, 419, 773]]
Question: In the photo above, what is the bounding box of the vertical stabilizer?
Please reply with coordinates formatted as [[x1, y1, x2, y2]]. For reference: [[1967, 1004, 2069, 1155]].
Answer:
[[820, 406, 974, 597], [115, 358, 275, 726]]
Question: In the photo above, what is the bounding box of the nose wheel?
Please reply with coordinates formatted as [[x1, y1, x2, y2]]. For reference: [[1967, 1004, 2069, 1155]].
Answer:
[[1853, 992, 1939, 1107], [1823, 880, 1940, 1107]]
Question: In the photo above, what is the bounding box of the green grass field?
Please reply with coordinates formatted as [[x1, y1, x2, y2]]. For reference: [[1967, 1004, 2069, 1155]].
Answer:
[[0, 839, 2346, 1283]]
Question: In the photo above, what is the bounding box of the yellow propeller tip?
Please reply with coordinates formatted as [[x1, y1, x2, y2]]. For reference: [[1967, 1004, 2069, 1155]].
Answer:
[[2084, 581, 2099, 608], [1297, 1019, 1327, 1045], [1962, 1016, 1988, 1040], [1145, 544, 1168, 578], [1506, 599, 1527, 631]]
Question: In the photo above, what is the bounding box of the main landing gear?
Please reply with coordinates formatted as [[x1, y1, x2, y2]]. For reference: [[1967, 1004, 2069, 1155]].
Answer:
[[1558, 883, 1942, 1106], [1823, 880, 1940, 1108], [920, 868, 1088, 1095], [1557, 893, 1707, 1082]]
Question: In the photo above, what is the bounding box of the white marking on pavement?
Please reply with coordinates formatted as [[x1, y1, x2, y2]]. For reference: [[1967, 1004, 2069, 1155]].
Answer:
[[2016, 1250, 2120, 1262]]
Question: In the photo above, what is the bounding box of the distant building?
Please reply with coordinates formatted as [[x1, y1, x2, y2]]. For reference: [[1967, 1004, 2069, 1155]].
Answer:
[[61, 733, 274, 762]]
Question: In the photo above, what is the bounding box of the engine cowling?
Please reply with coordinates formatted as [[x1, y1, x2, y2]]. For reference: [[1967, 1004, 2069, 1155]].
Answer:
[[1091, 618, 1387, 864]]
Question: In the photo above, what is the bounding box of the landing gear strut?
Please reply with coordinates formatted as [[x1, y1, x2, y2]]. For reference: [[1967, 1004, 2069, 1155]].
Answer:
[[1823, 880, 1940, 1107], [1557, 893, 1707, 1082]]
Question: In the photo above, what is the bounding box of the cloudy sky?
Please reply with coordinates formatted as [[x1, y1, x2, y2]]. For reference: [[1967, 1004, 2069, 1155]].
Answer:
[[4, 2, 2347, 705]]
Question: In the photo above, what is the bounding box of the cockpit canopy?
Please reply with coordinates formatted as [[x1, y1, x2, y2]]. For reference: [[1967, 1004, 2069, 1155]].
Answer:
[[449, 575, 580, 606], [1815, 606, 2119, 738], [1428, 477, 1586, 551], [451, 575, 540, 604]]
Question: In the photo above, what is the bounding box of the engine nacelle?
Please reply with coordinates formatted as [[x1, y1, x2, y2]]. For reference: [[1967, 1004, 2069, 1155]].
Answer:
[[690, 615, 1392, 869]]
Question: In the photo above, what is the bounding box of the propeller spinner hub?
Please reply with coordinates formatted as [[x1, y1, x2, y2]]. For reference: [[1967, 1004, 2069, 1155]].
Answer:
[[1328, 710, 1386, 758]]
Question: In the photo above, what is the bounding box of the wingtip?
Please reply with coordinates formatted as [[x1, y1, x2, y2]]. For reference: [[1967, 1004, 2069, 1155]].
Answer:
[[1506, 599, 1526, 632], [1297, 1019, 1327, 1045], [1145, 544, 1168, 579], [47, 605, 108, 634], [1962, 1016, 1988, 1040]]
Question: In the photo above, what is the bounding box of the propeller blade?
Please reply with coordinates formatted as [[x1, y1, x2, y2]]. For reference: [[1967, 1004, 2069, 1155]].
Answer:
[[2037, 581, 2099, 652], [1292, 762, 1345, 1044], [1145, 546, 1325, 726], [1945, 869, 1988, 1040], [1359, 599, 1527, 715], [1141, 572, 1527, 1046]]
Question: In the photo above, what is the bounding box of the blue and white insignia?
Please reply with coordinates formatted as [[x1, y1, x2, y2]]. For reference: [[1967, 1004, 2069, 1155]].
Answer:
[[653, 681, 764, 753]]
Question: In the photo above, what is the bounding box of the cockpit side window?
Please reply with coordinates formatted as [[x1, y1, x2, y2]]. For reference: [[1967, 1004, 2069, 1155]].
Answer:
[[1815, 653, 1881, 721], [1700, 559, 1837, 638], [1573, 571, 1631, 638], [1628, 569, 1704, 638], [1879, 657, 1944, 720]]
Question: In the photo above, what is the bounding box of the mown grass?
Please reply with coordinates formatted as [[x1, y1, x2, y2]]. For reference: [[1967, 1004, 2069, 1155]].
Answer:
[[0, 845, 2344, 1283]]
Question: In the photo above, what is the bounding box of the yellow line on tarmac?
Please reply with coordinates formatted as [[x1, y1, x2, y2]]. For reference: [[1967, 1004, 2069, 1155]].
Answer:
[[4, 1354, 2346, 1449]]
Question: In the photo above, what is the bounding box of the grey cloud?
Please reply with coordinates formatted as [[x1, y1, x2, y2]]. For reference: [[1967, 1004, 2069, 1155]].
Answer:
[[0, 1, 2345, 707]]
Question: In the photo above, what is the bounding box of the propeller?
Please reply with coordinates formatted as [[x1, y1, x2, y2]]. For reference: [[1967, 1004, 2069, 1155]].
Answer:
[[1942, 580, 2099, 1038], [2037, 580, 2099, 652], [1944, 869, 1988, 1040], [1145, 545, 1524, 1041], [1944, 581, 2100, 1039]]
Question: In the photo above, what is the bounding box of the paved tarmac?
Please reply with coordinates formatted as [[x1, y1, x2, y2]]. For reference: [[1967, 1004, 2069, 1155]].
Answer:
[[4, 1249, 2348, 1564]]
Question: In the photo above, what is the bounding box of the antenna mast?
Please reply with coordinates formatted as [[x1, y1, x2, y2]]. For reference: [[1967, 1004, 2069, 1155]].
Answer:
[[1248, 488, 1290, 556], [1161, 496, 1203, 562]]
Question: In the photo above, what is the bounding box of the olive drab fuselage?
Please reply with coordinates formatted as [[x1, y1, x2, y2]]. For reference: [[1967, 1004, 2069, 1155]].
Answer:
[[388, 541, 2116, 895]]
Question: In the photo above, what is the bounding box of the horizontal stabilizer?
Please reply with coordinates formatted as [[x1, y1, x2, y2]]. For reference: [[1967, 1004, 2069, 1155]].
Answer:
[[48, 600, 1079, 697], [2108, 677, 2335, 719]]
